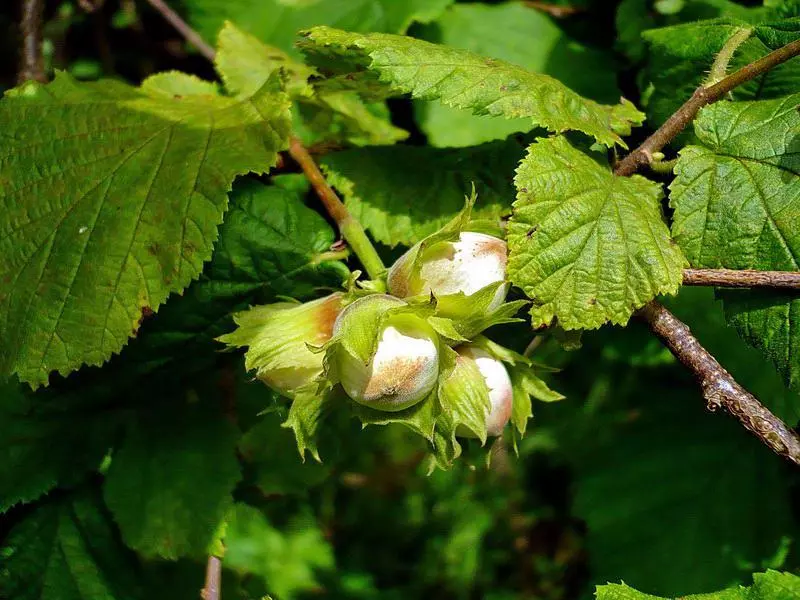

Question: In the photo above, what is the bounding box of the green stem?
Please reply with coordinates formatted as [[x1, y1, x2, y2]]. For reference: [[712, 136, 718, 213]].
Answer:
[[288, 136, 385, 280], [313, 249, 351, 264], [339, 217, 385, 279], [648, 158, 678, 175], [706, 27, 753, 86]]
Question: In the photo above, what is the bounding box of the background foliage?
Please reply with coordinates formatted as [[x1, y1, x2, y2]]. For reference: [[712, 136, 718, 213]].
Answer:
[[1, 1, 800, 599]]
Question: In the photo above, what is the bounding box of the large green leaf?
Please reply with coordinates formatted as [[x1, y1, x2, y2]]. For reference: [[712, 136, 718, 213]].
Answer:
[[0, 380, 124, 513], [185, 0, 453, 58], [0, 487, 146, 600], [223, 503, 335, 599], [320, 137, 525, 247], [415, 2, 620, 147], [116, 175, 349, 378], [299, 27, 644, 148], [596, 570, 800, 600], [641, 16, 800, 132], [0, 72, 291, 387], [670, 95, 800, 391], [508, 136, 684, 330], [103, 398, 241, 559]]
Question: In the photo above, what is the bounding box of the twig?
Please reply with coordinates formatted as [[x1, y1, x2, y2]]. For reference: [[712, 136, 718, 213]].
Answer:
[[638, 302, 800, 466], [200, 556, 222, 600], [143, 0, 385, 280], [683, 268, 800, 289], [288, 137, 385, 280], [524, 1, 582, 18], [614, 37, 800, 176], [144, 0, 216, 61], [18, 0, 47, 83]]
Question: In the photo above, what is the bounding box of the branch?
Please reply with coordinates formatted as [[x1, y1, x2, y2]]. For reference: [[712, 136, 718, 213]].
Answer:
[[614, 37, 800, 176], [200, 556, 222, 600], [683, 268, 800, 289], [638, 302, 800, 465], [144, 0, 216, 61], [18, 0, 47, 83], [287, 137, 386, 280]]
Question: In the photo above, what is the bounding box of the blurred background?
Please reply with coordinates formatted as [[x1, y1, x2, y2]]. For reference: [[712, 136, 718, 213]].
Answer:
[[1, 1, 798, 599]]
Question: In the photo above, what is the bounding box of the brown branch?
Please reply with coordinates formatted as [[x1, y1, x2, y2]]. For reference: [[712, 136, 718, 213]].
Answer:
[[639, 301, 800, 465], [144, 0, 216, 62], [683, 268, 800, 289], [200, 556, 222, 600], [524, 1, 582, 18], [614, 37, 800, 177], [18, 0, 47, 83]]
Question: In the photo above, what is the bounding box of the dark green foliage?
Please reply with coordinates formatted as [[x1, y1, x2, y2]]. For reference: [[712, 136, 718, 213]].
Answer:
[[1, 1, 800, 599]]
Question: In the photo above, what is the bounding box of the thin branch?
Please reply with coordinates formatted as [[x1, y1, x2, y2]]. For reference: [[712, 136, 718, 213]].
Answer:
[[287, 137, 386, 279], [524, 1, 582, 18], [614, 37, 800, 176], [200, 556, 222, 600], [18, 0, 47, 83], [144, 0, 216, 61], [683, 268, 800, 289], [638, 301, 800, 466]]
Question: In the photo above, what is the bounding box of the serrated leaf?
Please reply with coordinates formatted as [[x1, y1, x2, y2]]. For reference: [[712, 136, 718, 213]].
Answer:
[[185, 0, 454, 58], [283, 385, 343, 462], [0, 71, 291, 387], [596, 570, 800, 600], [641, 17, 800, 131], [223, 503, 334, 600], [0, 380, 123, 513], [670, 95, 800, 391], [415, 2, 621, 147], [0, 487, 146, 600], [320, 137, 525, 246], [108, 175, 349, 379], [299, 27, 644, 148], [508, 136, 685, 330], [103, 399, 241, 559]]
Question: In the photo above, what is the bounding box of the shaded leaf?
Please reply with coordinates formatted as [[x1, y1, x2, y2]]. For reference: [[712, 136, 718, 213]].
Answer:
[[0, 487, 145, 600], [103, 398, 241, 559], [320, 137, 525, 247]]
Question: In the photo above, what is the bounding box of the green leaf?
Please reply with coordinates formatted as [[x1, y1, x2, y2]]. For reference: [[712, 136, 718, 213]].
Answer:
[[103, 398, 242, 559], [0, 380, 123, 513], [299, 27, 644, 148], [551, 324, 798, 596], [320, 137, 525, 247], [596, 570, 800, 600], [0, 487, 146, 600], [670, 95, 800, 391], [223, 503, 335, 600], [641, 17, 800, 132], [214, 20, 406, 146], [113, 175, 349, 379], [350, 389, 438, 441], [239, 412, 330, 496], [508, 136, 685, 330], [186, 0, 454, 58], [414, 2, 621, 147], [0, 72, 291, 387]]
